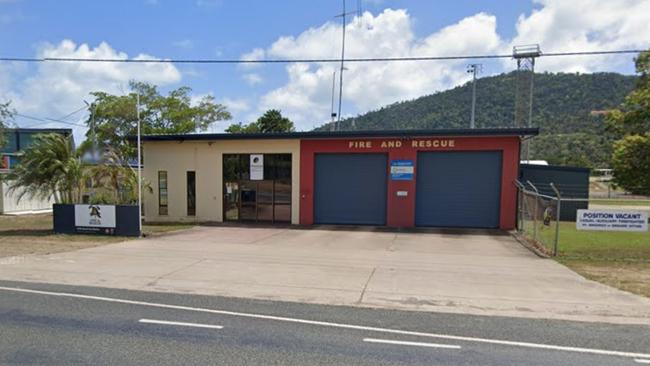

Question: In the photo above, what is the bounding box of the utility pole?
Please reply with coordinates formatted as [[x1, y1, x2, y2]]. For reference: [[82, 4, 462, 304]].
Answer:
[[336, 0, 347, 131], [136, 93, 142, 237], [84, 100, 98, 162], [333, 0, 361, 131], [330, 70, 337, 131], [467, 64, 482, 129]]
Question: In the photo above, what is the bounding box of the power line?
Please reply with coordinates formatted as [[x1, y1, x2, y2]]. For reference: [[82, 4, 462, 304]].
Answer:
[[15, 112, 86, 128], [0, 49, 644, 64], [13, 105, 89, 128], [56, 105, 88, 121]]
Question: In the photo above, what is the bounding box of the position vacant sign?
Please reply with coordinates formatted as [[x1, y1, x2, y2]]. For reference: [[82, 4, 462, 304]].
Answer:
[[74, 204, 116, 228], [576, 209, 647, 232]]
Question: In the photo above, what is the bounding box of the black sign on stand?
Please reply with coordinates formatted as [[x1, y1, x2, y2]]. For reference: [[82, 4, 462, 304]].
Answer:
[[53, 204, 141, 237]]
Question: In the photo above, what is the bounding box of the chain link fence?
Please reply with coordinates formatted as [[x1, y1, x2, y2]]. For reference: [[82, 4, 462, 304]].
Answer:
[[515, 180, 560, 255], [515, 179, 650, 258]]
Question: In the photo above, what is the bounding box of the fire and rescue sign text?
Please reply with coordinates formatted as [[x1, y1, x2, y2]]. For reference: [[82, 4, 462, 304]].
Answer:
[[348, 139, 456, 149]]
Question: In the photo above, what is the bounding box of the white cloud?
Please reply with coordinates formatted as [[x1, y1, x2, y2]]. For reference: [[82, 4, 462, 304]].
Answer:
[[239, 48, 265, 70], [245, 2, 649, 130], [2, 39, 182, 142], [507, 0, 650, 72], [252, 9, 502, 130], [243, 73, 263, 85], [219, 97, 250, 114], [193, 93, 250, 114]]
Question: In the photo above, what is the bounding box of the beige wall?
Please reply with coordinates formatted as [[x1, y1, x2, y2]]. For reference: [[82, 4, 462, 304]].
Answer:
[[143, 139, 300, 224]]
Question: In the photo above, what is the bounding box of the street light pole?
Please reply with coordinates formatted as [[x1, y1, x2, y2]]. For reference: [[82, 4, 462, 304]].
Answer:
[[136, 93, 142, 236]]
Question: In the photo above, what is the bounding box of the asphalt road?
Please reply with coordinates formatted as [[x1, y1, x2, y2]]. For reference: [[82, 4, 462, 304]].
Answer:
[[0, 280, 649, 366]]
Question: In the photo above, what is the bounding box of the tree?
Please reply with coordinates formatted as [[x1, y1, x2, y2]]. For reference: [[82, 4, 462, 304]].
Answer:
[[6, 133, 84, 204], [610, 133, 650, 195], [88, 147, 152, 204], [87, 81, 231, 158], [256, 109, 295, 133], [6, 133, 151, 205], [225, 122, 261, 133], [0, 101, 15, 148], [607, 50, 650, 194], [225, 109, 294, 134]]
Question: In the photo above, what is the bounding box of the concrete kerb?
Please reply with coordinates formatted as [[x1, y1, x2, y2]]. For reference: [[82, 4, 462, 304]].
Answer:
[[510, 231, 552, 258]]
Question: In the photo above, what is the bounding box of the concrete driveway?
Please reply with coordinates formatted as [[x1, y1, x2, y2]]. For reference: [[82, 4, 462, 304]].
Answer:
[[1, 226, 649, 324]]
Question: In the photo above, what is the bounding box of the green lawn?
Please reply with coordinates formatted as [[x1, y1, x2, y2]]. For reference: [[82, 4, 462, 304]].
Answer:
[[531, 221, 650, 260], [522, 220, 650, 297]]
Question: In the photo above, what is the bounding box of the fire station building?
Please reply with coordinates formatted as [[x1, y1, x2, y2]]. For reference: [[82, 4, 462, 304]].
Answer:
[[141, 128, 538, 230]]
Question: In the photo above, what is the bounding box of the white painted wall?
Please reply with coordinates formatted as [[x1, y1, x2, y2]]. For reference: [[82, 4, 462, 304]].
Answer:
[[0, 179, 53, 214]]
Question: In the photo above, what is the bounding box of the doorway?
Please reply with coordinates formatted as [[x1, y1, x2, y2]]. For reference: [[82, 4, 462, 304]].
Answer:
[[223, 154, 291, 223]]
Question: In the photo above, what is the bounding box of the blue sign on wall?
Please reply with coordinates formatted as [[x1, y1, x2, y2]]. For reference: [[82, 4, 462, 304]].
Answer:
[[390, 160, 414, 180]]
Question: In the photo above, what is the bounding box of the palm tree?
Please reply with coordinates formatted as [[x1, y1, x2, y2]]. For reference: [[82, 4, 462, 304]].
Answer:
[[6, 133, 84, 204], [88, 146, 151, 205]]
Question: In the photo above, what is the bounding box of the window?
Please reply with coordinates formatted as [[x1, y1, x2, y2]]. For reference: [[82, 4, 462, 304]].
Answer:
[[223, 154, 250, 181], [158, 171, 168, 215], [264, 154, 292, 180], [187, 171, 196, 216]]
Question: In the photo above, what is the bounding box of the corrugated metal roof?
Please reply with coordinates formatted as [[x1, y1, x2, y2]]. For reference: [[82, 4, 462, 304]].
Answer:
[[132, 127, 539, 142]]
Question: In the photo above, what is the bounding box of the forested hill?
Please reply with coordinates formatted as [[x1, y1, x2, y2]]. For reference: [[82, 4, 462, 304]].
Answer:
[[316, 72, 637, 168]]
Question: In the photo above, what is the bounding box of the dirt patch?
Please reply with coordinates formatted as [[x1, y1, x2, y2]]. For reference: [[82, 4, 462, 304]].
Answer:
[[561, 259, 650, 298], [0, 236, 125, 258], [0, 213, 193, 258]]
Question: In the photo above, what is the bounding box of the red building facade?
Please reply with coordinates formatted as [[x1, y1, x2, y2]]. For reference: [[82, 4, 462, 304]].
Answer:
[[300, 134, 523, 230]]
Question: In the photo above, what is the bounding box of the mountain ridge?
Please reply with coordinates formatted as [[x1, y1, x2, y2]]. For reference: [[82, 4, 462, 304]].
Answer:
[[316, 71, 636, 168]]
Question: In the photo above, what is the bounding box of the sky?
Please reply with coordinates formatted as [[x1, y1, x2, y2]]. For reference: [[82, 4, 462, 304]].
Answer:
[[1, 0, 649, 143]]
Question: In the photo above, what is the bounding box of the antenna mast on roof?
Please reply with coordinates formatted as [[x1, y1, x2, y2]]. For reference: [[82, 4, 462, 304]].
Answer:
[[513, 44, 541, 162], [467, 63, 482, 129], [334, 0, 361, 131]]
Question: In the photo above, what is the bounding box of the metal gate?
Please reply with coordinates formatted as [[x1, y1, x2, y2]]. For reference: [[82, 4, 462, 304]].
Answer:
[[314, 153, 387, 225], [415, 151, 502, 228]]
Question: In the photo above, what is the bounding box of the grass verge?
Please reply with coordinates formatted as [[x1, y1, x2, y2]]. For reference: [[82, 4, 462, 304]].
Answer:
[[522, 220, 650, 297], [559, 259, 650, 298], [0, 213, 193, 258]]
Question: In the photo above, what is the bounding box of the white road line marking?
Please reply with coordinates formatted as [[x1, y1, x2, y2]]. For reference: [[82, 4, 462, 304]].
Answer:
[[635, 359, 650, 364], [1, 285, 649, 360], [139, 319, 223, 330], [364, 338, 461, 349]]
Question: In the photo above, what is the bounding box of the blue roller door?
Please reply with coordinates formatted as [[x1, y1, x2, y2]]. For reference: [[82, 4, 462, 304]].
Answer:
[[314, 153, 387, 225], [415, 151, 502, 228]]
